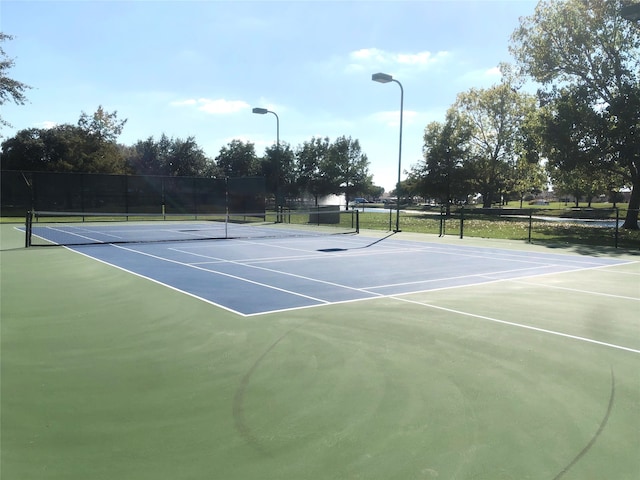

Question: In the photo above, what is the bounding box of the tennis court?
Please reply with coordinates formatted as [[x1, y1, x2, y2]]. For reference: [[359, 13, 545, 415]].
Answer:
[[1, 221, 639, 479]]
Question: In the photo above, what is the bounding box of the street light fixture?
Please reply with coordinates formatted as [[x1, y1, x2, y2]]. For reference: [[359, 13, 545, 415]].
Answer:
[[252, 107, 281, 216], [372, 72, 404, 232]]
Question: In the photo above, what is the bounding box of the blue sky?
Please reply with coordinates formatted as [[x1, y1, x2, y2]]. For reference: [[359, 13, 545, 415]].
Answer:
[[2, 0, 538, 191]]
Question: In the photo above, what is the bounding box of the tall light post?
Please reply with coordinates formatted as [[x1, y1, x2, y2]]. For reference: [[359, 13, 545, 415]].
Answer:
[[372, 72, 403, 232], [252, 107, 281, 216]]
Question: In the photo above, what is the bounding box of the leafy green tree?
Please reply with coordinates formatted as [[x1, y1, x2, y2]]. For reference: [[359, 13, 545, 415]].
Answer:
[[510, 0, 640, 228], [322, 136, 371, 208], [508, 107, 548, 207], [533, 86, 613, 207], [77, 105, 127, 143], [164, 136, 213, 177], [550, 163, 609, 207], [455, 83, 536, 208], [0, 33, 32, 131], [215, 139, 259, 178], [1, 124, 127, 173], [415, 107, 474, 213], [295, 136, 333, 204], [125, 137, 164, 176], [510, 157, 547, 207], [125, 134, 215, 177], [367, 184, 385, 200], [260, 142, 295, 204], [0, 128, 47, 170]]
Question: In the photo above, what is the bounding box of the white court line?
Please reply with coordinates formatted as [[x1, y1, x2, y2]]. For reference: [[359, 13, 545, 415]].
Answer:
[[170, 247, 385, 297], [394, 296, 640, 355], [110, 244, 331, 305], [176, 239, 430, 265], [362, 264, 558, 290], [178, 236, 622, 271], [39, 225, 115, 243], [176, 245, 428, 267], [512, 280, 640, 301]]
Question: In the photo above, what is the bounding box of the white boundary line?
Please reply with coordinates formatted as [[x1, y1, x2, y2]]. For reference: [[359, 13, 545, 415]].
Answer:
[[393, 297, 640, 355], [512, 280, 640, 301]]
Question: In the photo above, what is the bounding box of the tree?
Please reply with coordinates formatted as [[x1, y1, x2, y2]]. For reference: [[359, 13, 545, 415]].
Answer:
[[0, 33, 32, 131], [367, 184, 385, 200], [77, 105, 127, 143], [125, 137, 164, 176], [416, 107, 474, 213], [1, 124, 128, 173], [532, 86, 616, 207], [295, 136, 333, 204], [510, 157, 547, 207], [510, 106, 549, 207], [0, 128, 47, 171], [163, 136, 213, 177], [125, 134, 216, 177], [322, 136, 372, 208], [260, 142, 295, 203], [215, 139, 259, 178], [455, 83, 536, 207], [510, 0, 640, 228]]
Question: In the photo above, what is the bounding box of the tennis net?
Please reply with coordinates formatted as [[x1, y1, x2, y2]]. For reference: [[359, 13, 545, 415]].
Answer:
[[25, 209, 359, 247]]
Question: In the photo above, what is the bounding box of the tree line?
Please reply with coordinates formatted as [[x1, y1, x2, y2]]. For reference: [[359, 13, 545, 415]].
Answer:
[[0, 106, 380, 207]]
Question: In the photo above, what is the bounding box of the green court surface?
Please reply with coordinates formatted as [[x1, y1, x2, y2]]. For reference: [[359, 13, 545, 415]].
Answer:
[[1, 223, 639, 480]]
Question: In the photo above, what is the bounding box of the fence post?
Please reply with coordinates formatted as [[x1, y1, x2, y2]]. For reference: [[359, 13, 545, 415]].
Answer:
[[528, 209, 533, 244], [614, 208, 619, 249]]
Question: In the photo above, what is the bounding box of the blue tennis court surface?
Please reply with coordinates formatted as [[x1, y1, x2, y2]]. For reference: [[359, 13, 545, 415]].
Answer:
[[67, 234, 631, 316]]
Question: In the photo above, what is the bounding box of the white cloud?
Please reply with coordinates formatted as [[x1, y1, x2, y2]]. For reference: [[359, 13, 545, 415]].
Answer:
[[37, 121, 58, 129], [350, 48, 387, 62], [170, 98, 250, 114], [347, 48, 450, 72], [170, 99, 197, 107]]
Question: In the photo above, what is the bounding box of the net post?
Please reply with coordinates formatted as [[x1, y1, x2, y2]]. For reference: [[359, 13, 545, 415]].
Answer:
[[614, 208, 619, 249], [355, 209, 359, 233], [25, 210, 32, 248], [459, 207, 464, 239], [528, 209, 533, 244]]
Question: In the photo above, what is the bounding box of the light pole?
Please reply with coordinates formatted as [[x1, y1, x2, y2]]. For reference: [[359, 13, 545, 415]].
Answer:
[[252, 107, 281, 216], [372, 72, 403, 232]]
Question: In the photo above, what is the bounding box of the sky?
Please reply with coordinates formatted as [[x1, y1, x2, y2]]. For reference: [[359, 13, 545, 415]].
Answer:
[[1, 0, 539, 192]]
